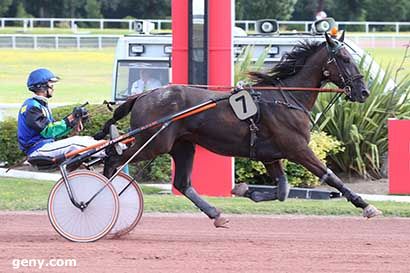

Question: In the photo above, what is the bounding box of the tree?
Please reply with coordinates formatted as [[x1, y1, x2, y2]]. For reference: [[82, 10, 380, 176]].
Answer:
[[100, 0, 171, 19], [292, 0, 366, 21], [236, 0, 297, 20], [292, 0, 321, 20], [326, 0, 366, 21], [364, 0, 409, 21], [15, 2, 32, 18], [84, 0, 102, 18], [23, 0, 59, 18], [0, 0, 13, 16]]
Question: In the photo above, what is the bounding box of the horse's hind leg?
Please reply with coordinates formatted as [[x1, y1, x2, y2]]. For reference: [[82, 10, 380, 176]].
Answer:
[[288, 147, 381, 218], [231, 160, 289, 202], [170, 140, 229, 228]]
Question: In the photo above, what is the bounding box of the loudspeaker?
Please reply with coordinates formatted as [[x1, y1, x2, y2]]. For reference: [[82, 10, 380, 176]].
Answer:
[[134, 20, 155, 34], [255, 19, 279, 34], [311, 17, 336, 34]]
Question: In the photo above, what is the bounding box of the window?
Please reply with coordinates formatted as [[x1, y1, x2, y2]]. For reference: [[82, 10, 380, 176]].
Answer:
[[114, 61, 170, 101]]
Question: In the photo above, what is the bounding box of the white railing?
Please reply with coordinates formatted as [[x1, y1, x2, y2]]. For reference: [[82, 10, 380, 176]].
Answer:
[[1, 17, 409, 34], [0, 18, 171, 32], [0, 34, 121, 49]]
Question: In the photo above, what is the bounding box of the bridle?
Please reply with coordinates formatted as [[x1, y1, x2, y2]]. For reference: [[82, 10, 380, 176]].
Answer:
[[322, 40, 364, 100]]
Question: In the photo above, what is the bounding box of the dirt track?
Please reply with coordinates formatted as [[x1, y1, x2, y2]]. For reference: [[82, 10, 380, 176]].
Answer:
[[0, 212, 409, 273]]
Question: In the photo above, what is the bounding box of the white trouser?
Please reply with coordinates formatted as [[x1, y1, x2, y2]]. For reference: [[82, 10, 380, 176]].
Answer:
[[29, 136, 106, 158]]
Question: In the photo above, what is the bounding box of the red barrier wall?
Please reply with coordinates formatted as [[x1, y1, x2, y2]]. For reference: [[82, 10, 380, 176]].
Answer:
[[388, 119, 410, 194], [172, 0, 234, 196]]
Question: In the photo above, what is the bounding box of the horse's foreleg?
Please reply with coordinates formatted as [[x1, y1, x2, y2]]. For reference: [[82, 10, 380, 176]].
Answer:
[[170, 140, 229, 228], [264, 160, 289, 201], [288, 147, 381, 218]]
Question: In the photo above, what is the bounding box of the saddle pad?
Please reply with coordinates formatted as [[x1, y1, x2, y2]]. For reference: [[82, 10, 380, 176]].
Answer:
[[229, 90, 258, 120]]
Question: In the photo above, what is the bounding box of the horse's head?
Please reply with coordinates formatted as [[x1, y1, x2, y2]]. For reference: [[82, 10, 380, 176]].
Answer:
[[322, 31, 370, 103]]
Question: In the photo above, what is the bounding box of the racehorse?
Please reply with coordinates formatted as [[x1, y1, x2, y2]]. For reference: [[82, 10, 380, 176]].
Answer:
[[97, 32, 381, 228]]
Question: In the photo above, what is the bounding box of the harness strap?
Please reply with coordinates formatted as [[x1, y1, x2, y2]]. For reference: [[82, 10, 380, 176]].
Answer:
[[312, 92, 342, 129], [234, 84, 262, 159], [249, 118, 259, 159]]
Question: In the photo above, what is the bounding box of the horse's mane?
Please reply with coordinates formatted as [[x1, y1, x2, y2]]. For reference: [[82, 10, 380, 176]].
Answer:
[[249, 40, 325, 85]]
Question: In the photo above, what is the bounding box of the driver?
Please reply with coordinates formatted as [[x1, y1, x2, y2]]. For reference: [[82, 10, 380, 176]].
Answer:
[[17, 68, 108, 159]]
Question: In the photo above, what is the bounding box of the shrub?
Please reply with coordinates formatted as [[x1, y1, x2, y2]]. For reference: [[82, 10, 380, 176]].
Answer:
[[0, 118, 25, 165]]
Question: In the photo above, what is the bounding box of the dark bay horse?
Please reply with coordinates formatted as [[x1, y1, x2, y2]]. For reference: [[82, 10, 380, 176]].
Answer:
[[98, 32, 381, 227]]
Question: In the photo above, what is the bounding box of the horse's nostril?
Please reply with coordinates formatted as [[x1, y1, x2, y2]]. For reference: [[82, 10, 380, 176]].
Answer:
[[362, 89, 370, 97]]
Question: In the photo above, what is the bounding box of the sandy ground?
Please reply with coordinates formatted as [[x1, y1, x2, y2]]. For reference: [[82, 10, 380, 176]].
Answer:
[[0, 212, 409, 273]]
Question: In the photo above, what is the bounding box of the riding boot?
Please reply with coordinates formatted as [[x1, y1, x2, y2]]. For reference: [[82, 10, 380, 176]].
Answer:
[[109, 124, 124, 155]]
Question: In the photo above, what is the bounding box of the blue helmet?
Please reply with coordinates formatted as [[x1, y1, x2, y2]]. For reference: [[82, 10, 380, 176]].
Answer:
[[27, 68, 60, 91]]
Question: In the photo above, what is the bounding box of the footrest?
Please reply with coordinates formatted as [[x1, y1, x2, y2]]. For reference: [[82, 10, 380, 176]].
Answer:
[[27, 156, 58, 170]]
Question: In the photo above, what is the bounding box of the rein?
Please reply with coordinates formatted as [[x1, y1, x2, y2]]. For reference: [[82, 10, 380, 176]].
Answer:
[[167, 83, 345, 93]]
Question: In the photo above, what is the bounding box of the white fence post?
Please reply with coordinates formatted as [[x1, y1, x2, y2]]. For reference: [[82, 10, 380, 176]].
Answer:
[[100, 19, 104, 30], [11, 36, 16, 48], [129, 20, 133, 32], [50, 19, 54, 30]]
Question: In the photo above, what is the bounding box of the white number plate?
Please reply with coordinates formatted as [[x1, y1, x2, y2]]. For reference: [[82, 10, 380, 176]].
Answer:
[[229, 90, 258, 120]]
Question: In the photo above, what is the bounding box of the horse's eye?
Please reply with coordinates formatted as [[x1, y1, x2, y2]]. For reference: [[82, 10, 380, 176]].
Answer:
[[343, 58, 350, 64]]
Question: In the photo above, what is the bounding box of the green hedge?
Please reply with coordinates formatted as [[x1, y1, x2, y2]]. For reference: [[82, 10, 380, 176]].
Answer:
[[1, 104, 342, 187], [0, 118, 25, 165]]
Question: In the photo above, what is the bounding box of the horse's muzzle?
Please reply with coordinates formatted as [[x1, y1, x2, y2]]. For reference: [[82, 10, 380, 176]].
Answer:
[[356, 88, 370, 103], [362, 88, 370, 98]]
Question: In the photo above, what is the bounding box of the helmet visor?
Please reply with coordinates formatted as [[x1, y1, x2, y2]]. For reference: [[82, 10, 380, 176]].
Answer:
[[49, 76, 60, 83]]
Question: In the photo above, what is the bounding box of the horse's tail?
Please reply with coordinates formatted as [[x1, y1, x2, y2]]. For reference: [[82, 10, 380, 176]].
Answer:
[[93, 95, 139, 140]]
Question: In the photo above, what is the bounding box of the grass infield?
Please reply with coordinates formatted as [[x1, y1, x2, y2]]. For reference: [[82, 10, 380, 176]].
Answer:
[[0, 176, 409, 217]]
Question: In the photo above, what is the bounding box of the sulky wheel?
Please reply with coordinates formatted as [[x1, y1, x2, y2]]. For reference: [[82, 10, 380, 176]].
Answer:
[[48, 170, 119, 243], [108, 172, 144, 238]]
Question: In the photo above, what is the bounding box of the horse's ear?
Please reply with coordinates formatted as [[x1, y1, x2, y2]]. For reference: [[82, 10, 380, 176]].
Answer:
[[338, 30, 345, 42], [325, 32, 336, 48]]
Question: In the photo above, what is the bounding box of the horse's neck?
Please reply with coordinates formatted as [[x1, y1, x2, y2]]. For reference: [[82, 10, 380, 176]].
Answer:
[[280, 54, 326, 111]]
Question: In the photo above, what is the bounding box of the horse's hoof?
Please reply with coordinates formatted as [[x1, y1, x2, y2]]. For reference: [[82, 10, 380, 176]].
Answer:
[[363, 204, 382, 218], [214, 216, 230, 228], [231, 183, 248, 197]]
